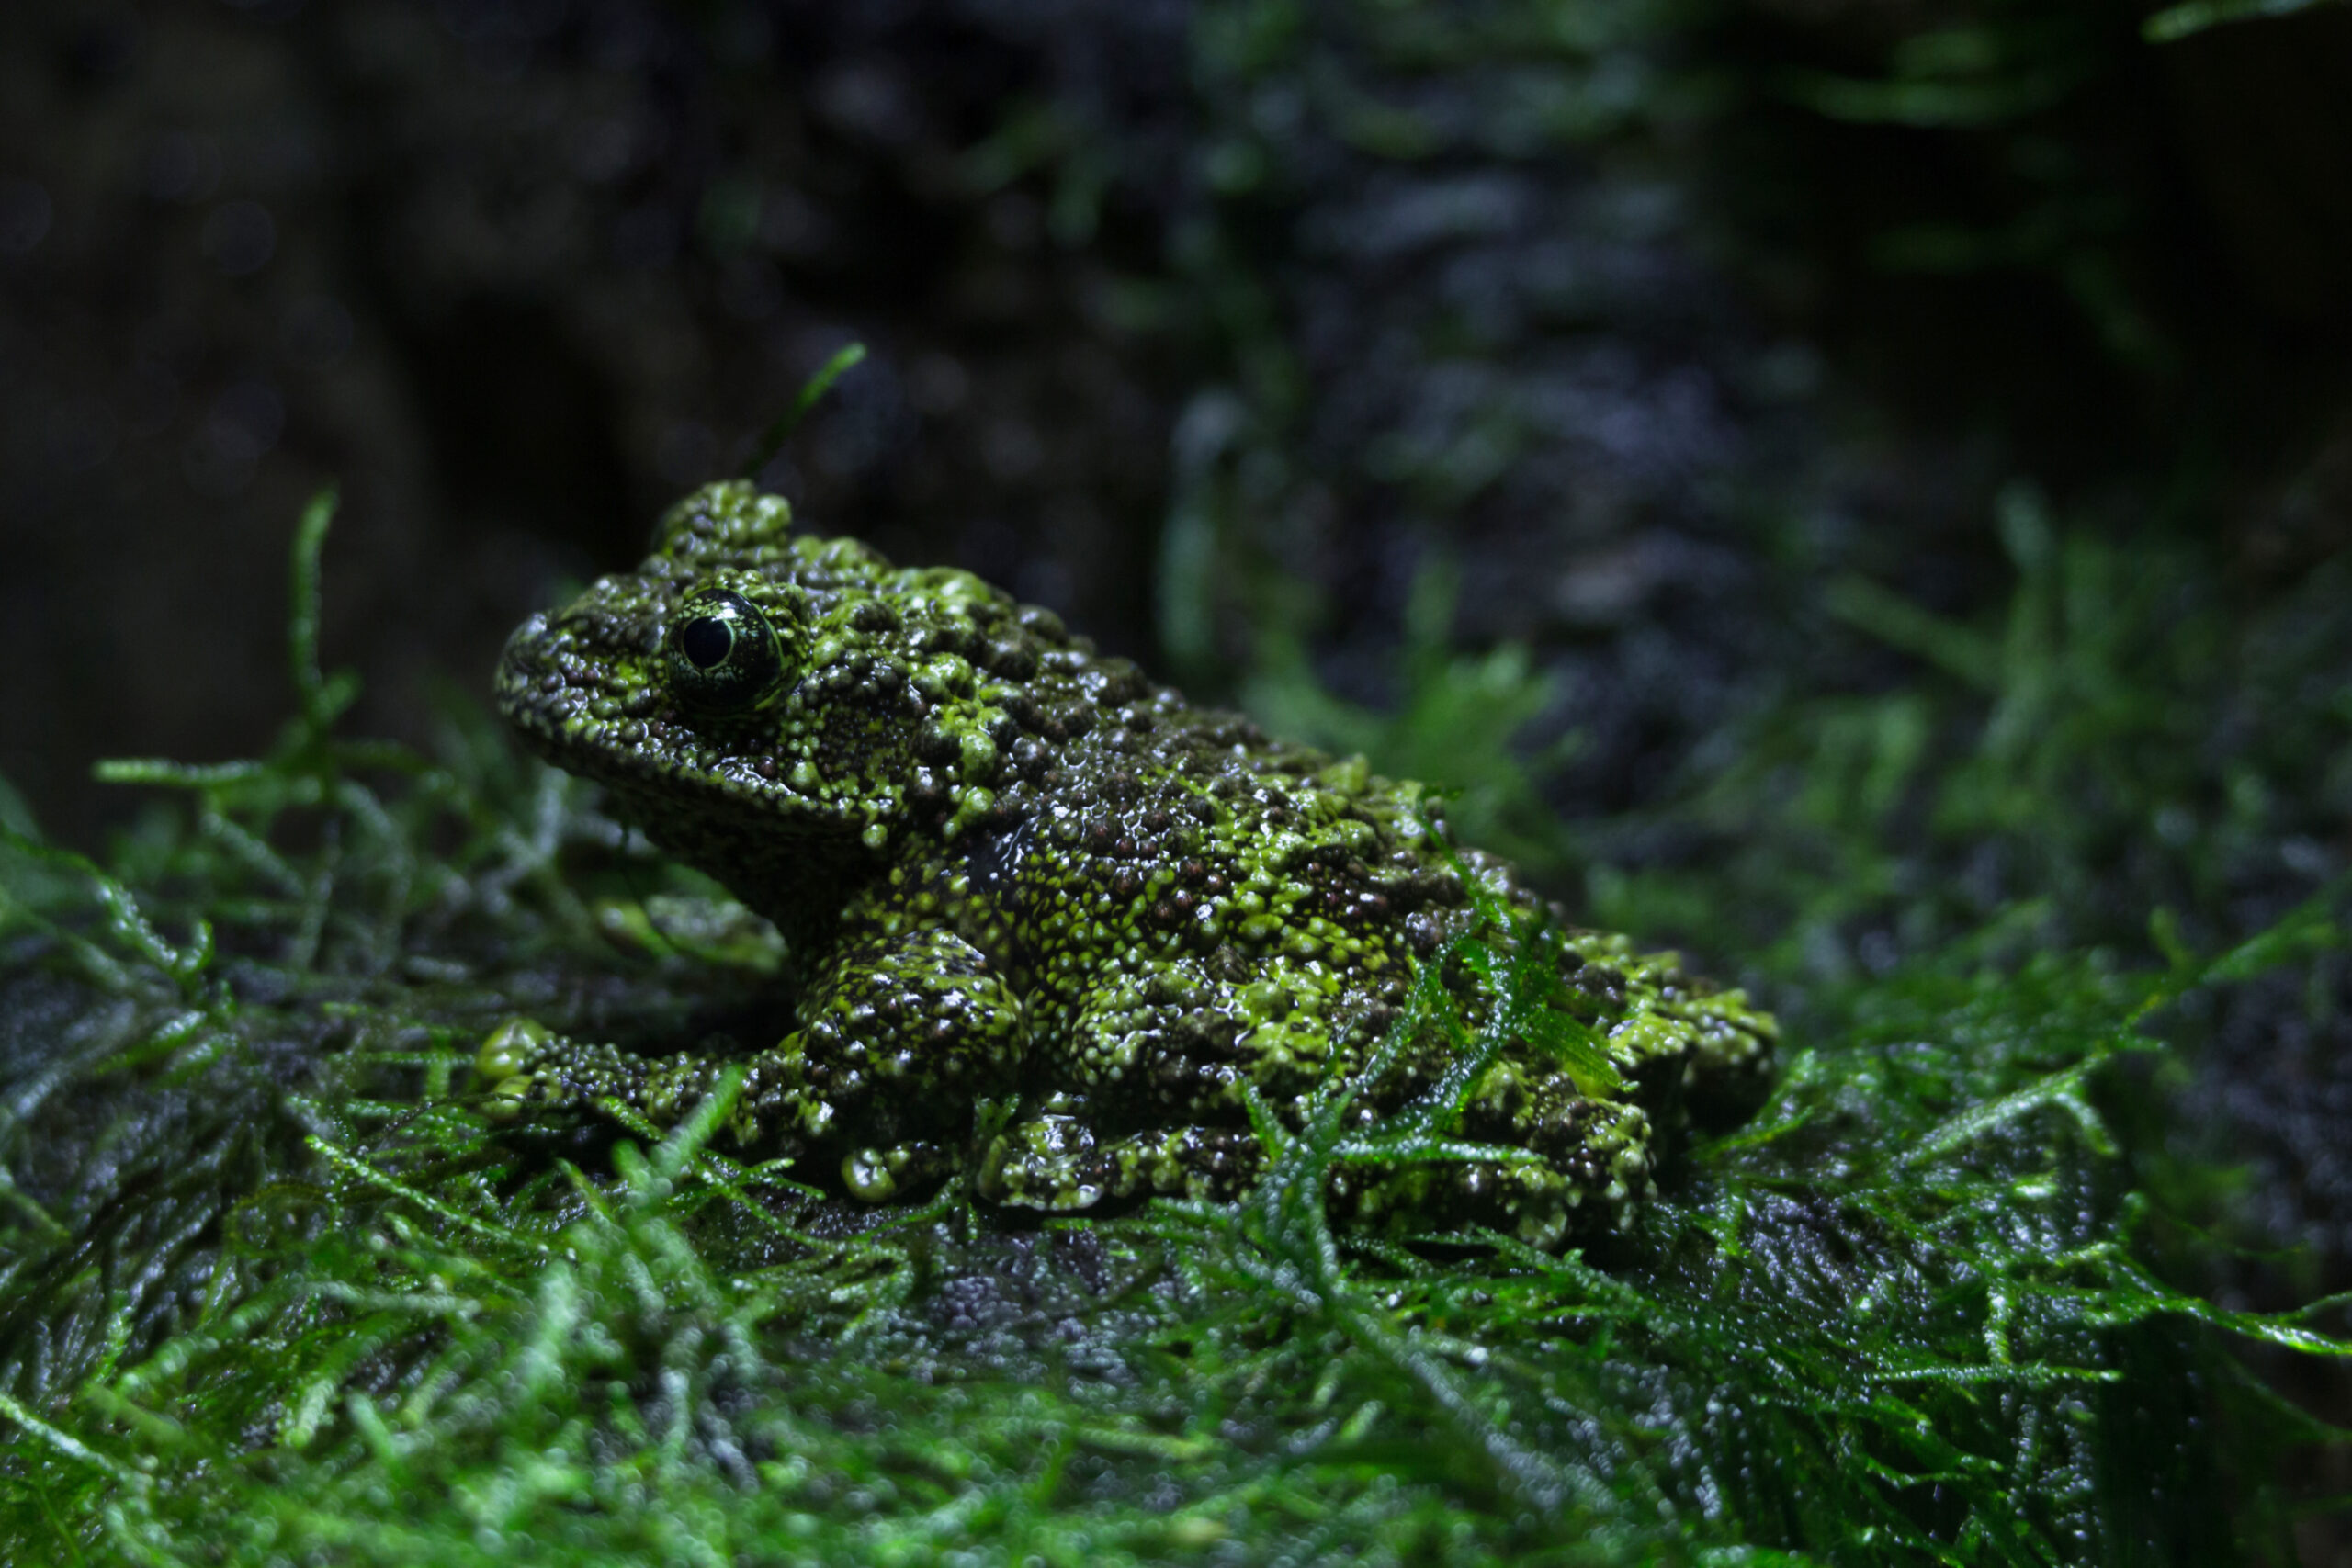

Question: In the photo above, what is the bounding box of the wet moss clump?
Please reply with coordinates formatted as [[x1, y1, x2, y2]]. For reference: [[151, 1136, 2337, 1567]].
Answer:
[[0, 491, 2344, 1564]]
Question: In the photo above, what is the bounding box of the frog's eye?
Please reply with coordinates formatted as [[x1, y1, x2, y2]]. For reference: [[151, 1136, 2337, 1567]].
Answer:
[[664, 588, 785, 716]]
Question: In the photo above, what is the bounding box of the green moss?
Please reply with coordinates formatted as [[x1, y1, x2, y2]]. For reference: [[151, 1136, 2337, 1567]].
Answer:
[[0, 480, 2345, 1564]]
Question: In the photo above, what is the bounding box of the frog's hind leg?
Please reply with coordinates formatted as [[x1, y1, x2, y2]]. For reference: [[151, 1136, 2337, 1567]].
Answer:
[[973, 1110, 1638, 1250]]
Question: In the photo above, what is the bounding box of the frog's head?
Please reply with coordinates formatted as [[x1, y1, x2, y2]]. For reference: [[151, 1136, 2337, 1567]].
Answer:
[[497, 481, 1038, 903]]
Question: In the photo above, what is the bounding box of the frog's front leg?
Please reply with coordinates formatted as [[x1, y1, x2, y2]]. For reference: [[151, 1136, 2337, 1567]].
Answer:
[[475, 925, 1025, 1197]]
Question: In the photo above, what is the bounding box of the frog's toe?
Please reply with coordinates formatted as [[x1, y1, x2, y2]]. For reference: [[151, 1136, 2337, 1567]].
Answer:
[[479, 1074, 535, 1122], [477, 1064, 595, 1120], [842, 1140, 953, 1201], [476, 1018, 563, 1121], [475, 1016, 558, 1083], [471, 1023, 649, 1120]]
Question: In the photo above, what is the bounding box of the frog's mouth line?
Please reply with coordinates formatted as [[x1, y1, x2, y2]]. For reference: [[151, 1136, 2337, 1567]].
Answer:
[[510, 717, 866, 885], [501, 700, 759, 798]]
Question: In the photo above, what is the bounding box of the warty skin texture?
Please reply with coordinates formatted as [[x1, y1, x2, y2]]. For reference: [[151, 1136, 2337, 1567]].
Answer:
[[478, 480, 1775, 1246]]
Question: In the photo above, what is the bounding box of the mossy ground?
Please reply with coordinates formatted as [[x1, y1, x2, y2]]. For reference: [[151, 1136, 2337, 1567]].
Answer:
[[1, 468, 2346, 1566]]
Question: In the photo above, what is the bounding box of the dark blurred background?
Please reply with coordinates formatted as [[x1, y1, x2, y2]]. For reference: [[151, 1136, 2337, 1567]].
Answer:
[[6, 0, 2346, 852]]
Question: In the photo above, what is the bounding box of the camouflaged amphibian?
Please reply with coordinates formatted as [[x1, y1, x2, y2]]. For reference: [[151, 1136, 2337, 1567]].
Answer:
[[480, 481, 1775, 1246]]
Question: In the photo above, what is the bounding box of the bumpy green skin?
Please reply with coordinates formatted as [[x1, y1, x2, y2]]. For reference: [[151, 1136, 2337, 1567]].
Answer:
[[481, 481, 1775, 1246]]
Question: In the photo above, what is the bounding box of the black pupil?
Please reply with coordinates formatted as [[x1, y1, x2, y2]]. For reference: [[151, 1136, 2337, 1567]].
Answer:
[[680, 616, 733, 670]]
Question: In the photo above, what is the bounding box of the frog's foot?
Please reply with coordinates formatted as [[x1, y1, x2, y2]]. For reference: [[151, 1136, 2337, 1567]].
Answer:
[[1329, 1106, 1660, 1251], [475, 1017, 650, 1120], [842, 1140, 954, 1202], [976, 1114, 1263, 1212], [1329, 1159, 1582, 1250]]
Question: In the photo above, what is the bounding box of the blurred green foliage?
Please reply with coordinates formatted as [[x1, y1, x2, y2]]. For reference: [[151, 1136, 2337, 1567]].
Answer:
[[2146, 0, 2347, 43], [1240, 557, 1582, 874], [1588, 487, 2350, 981]]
